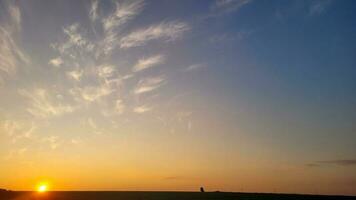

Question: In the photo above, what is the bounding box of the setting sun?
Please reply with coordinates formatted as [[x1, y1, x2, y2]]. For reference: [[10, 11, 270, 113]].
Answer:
[[37, 184, 48, 193]]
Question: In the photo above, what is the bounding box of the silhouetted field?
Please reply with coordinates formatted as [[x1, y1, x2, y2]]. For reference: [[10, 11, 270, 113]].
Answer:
[[0, 191, 355, 200]]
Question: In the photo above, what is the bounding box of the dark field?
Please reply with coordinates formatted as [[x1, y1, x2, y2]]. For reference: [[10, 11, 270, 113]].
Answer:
[[0, 191, 355, 200]]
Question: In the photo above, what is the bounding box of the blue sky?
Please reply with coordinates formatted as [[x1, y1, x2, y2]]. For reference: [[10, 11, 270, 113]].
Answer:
[[0, 0, 356, 195]]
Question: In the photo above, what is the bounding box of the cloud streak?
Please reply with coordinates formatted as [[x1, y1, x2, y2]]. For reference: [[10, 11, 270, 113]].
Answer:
[[133, 54, 165, 72], [183, 64, 205, 72], [70, 85, 113, 102], [307, 159, 356, 167], [134, 76, 165, 94], [119, 21, 189, 48], [98, 0, 144, 55], [89, 0, 99, 22], [102, 0, 144, 32], [207, 0, 253, 18], [0, 27, 29, 77], [8, 4, 21, 31], [19, 89, 75, 118]]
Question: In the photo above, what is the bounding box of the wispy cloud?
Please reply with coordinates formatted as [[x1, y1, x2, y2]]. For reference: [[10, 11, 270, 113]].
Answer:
[[19, 88, 75, 118], [98, 0, 145, 56], [53, 23, 94, 55], [307, 159, 356, 167], [318, 159, 356, 166], [133, 54, 165, 72], [42, 136, 60, 149], [67, 69, 84, 81], [49, 57, 63, 67], [0, 26, 29, 78], [86, 118, 103, 134], [183, 64, 205, 72], [115, 99, 125, 114], [120, 21, 189, 48], [208, 0, 253, 17], [133, 105, 152, 113], [8, 4, 21, 31], [1, 120, 36, 144], [71, 137, 82, 145], [98, 64, 116, 78], [2, 0, 195, 156], [2, 120, 21, 137], [12, 123, 36, 143], [309, 0, 333, 16], [134, 76, 165, 94], [63, 23, 88, 47], [89, 0, 99, 22], [87, 117, 97, 129], [215, 0, 252, 8], [102, 0, 144, 32], [70, 85, 113, 102]]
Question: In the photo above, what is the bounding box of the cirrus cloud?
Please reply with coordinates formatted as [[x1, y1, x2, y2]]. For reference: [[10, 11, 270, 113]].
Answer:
[[119, 21, 190, 48]]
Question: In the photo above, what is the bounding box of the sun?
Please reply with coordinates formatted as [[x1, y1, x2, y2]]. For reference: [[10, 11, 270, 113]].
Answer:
[[37, 183, 48, 193]]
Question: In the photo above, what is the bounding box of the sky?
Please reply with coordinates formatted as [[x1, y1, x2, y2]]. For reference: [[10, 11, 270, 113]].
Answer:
[[0, 0, 356, 195]]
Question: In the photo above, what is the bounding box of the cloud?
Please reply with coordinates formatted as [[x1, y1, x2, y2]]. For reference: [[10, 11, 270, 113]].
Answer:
[[19, 88, 75, 118], [67, 69, 84, 81], [98, 64, 115, 78], [49, 57, 63, 67], [42, 136, 60, 149], [307, 159, 356, 167], [115, 99, 125, 114], [22, 122, 36, 138], [2, 120, 20, 137], [183, 64, 205, 72], [89, 0, 99, 22], [54, 23, 94, 55], [102, 0, 144, 32], [71, 138, 82, 145], [119, 21, 189, 48], [87, 118, 97, 129], [134, 76, 165, 94], [86, 118, 103, 134], [96, 0, 144, 56], [309, 0, 332, 16], [70, 84, 113, 102], [122, 74, 134, 80], [318, 160, 356, 166], [133, 105, 152, 113], [8, 4, 21, 31], [0, 27, 29, 77], [63, 23, 87, 47], [215, 0, 252, 8], [133, 54, 165, 72], [2, 120, 36, 143], [209, 0, 253, 17], [11, 122, 36, 143]]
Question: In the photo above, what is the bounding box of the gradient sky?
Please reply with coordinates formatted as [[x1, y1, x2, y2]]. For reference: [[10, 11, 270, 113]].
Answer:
[[1, 0, 356, 195]]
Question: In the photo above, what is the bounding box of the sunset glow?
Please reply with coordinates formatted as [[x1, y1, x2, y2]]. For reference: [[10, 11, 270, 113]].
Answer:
[[1, 0, 356, 197]]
